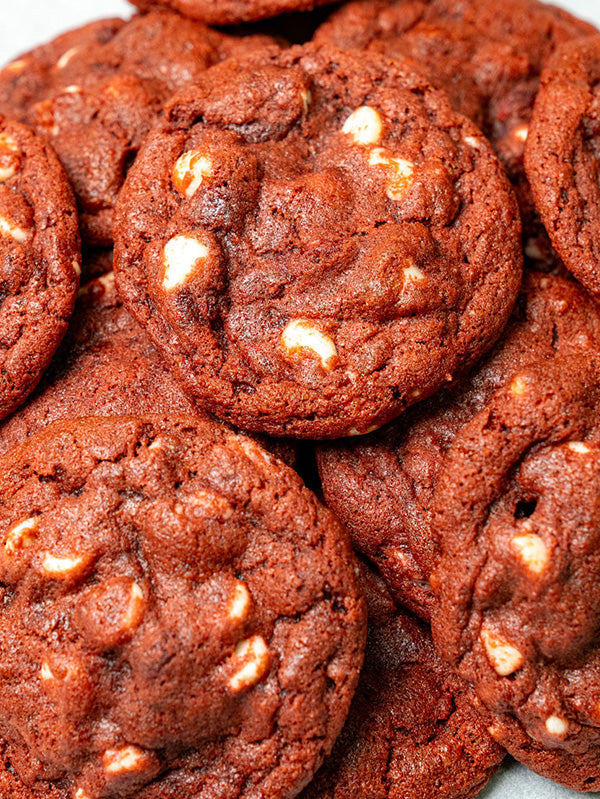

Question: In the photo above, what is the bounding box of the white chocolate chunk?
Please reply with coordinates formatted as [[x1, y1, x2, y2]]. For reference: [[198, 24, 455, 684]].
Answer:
[[545, 715, 569, 737], [172, 150, 213, 197], [410, 389, 422, 399], [228, 581, 251, 622], [348, 424, 379, 436], [0, 215, 30, 242], [41, 553, 87, 578], [368, 148, 415, 200], [301, 89, 312, 114], [511, 532, 549, 575], [0, 134, 18, 154], [567, 441, 590, 454], [481, 628, 523, 676], [74, 789, 90, 799], [342, 107, 383, 146], [121, 582, 145, 631], [403, 262, 425, 283], [55, 46, 81, 70], [229, 635, 270, 692], [513, 124, 529, 143], [5, 516, 38, 554], [162, 235, 209, 291], [281, 319, 337, 371], [464, 135, 481, 149], [193, 489, 234, 518], [72, 257, 81, 277], [509, 375, 528, 397], [103, 745, 148, 775], [39, 661, 54, 681], [3, 59, 28, 74]]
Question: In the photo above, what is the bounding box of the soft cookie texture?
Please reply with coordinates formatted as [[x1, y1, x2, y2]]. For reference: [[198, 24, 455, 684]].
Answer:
[[526, 36, 600, 299], [299, 560, 504, 799], [317, 272, 600, 623], [0, 266, 297, 468], [0, 12, 274, 246], [0, 415, 366, 799], [128, 0, 336, 25], [114, 43, 522, 439], [0, 117, 80, 421], [314, 0, 597, 267]]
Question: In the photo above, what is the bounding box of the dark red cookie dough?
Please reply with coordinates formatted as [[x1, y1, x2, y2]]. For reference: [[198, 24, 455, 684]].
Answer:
[[0, 415, 366, 799], [314, 0, 597, 267], [0, 266, 297, 468], [114, 43, 522, 439], [129, 0, 335, 25], [0, 12, 275, 246], [299, 560, 504, 799], [526, 36, 600, 299], [0, 116, 80, 422], [318, 272, 600, 621]]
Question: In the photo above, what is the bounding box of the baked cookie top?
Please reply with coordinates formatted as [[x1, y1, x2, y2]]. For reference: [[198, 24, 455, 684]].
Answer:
[[315, 0, 597, 266], [114, 43, 522, 439], [0, 117, 80, 422], [0, 415, 365, 799], [128, 0, 335, 25], [0, 12, 274, 246], [526, 35, 600, 299], [318, 271, 600, 619]]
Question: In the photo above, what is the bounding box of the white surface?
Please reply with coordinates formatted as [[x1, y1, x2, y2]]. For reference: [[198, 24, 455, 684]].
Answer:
[[1, 0, 600, 797]]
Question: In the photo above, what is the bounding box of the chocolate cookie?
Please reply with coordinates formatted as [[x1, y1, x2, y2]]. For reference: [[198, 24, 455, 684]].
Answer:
[[129, 0, 335, 25], [0, 414, 366, 798], [0, 117, 80, 421], [526, 36, 600, 299], [0, 12, 275, 246], [314, 0, 597, 267], [0, 265, 297, 468], [426, 289, 600, 788], [114, 43, 522, 439], [317, 271, 600, 620], [300, 559, 504, 799]]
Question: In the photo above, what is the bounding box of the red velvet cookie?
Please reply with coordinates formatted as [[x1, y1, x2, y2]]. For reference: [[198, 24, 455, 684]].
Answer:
[[0, 415, 366, 799], [315, 0, 597, 267], [0, 117, 80, 421], [114, 44, 522, 439], [129, 0, 335, 25], [526, 36, 600, 299], [300, 560, 504, 799], [0, 12, 274, 246]]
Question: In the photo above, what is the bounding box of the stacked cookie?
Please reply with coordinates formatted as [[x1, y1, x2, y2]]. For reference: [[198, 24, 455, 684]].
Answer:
[[0, 0, 598, 797]]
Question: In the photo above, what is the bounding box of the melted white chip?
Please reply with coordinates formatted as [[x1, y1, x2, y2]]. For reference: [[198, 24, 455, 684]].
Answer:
[[162, 235, 209, 291], [545, 715, 569, 737], [567, 441, 591, 454], [5, 516, 38, 554], [513, 124, 529, 143], [121, 582, 145, 631], [281, 319, 337, 371], [229, 635, 270, 692], [228, 582, 251, 622], [172, 150, 213, 198], [55, 46, 81, 70], [103, 745, 148, 775], [342, 107, 383, 146], [403, 262, 425, 283], [481, 628, 523, 676], [509, 375, 528, 397], [41, 553, 86, 578], [511, 532, 549, 575], [0, 215, 30, 242]]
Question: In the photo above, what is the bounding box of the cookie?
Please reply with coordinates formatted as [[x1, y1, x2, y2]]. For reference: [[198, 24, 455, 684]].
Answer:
[[0, 116, 80, 422], [0, 12, 275, 246], [0, 266, 297, 468], [526, 36, 600, 299], [314, 0, 597, 267], [317, 271, 600, 620], [425, 282, 600, 788], [128, 0, 335, 25], [0, 414, 366, 799], [300, 559, 504, 799], [113, 43, 522, 439]]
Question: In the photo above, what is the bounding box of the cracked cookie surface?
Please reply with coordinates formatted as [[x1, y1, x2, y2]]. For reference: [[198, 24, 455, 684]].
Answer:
[[0, 116, 79, 422], [0, 415, 365, 799], [114, 43, 522, 438]]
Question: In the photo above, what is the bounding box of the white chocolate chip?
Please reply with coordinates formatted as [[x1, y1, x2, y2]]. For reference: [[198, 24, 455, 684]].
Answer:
[[480, 628, 523, 676], [227, 581, 251, 622], [74, 789, 90, 799], [281, 319, 337, 371], [348, 424, 379, 436], [509, 375, 528, 397], [41, 553, 87, 578], [368, 148, 415, 200], [0, 215, 30, 243], [464, 135, 481, 149], [511, 532, 549, 575], [513, 124, 529, 143], [121, 582, 145, 632], [545, 715, 569, 737], [0, 134, 18, 151], [39, 661, 54, 681], [567, 441, 590, 454], [524, 240, 544, 260], [192, 489, 234, 518], [172, 150, 213, 198], [0, 133, 19, 182], [410, 389, 422, 399], [55, 46, 81, 70], [64, 85, 83, 94], [301, 89, 312, 114], [5, 516, 38, 554], [103, 745, 148, 775], [72, 257, 81, 277], [162, 234, 209, 291], [3, 59, 28, 74], [403, 262, 425, 283], [342, 107, 383, 146], [229, 635, 270, 692]]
